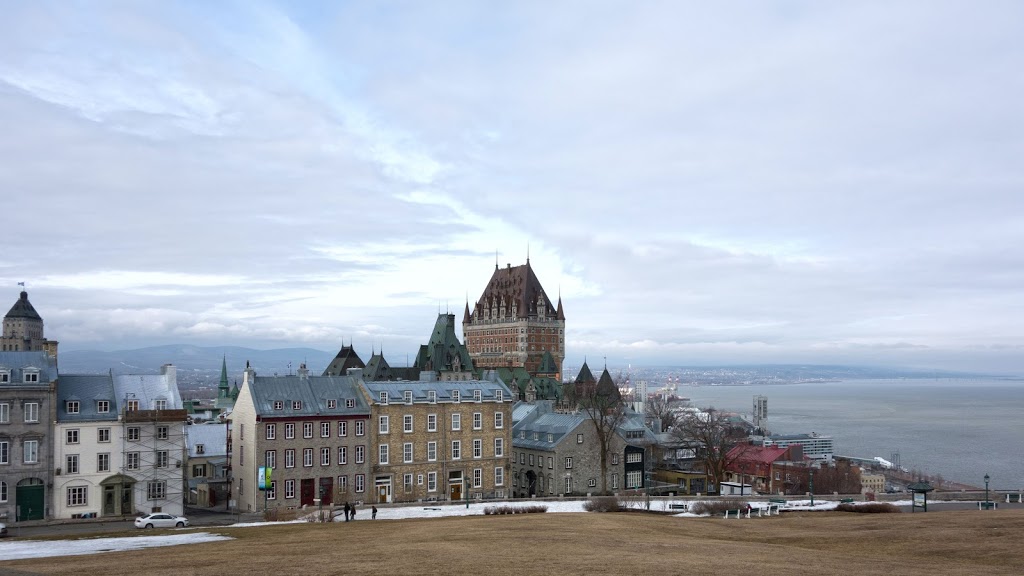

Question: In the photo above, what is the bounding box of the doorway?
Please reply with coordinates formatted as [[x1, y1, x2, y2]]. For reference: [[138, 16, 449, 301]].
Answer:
[[375, 477, 392, 503], [448, 471, 463, 502], [301, 478, 315, 507], [16, 478, 44, 521], [100, 474, 136, 517]]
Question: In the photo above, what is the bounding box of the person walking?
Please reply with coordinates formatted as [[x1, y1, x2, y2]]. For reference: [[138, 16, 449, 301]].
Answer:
[[372, 505, 377, 520], [344, 502, 351, 522], [351, 506, 357, 520]]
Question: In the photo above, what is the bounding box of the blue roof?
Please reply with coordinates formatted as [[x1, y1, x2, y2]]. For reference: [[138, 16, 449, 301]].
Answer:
[[512, 401, 586, 451], [56, 374, 118, 422], [360, 376, 513, 404], [185, 424, 228, 458], [113, 368, 182, 409], [0, 350, 58, 384], [249, 375, 370, 417]]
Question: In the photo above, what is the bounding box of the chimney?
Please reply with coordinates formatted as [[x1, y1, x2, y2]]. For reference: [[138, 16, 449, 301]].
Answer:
[[160, 364, 177, 383]]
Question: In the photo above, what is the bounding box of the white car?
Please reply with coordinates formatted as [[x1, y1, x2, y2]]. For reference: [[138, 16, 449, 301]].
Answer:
[[134, 513, 189, 529], [0, 522, 7, 537]]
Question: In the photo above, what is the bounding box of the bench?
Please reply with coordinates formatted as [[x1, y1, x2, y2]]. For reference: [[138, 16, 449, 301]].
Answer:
[[840, 498, 855, 504], [763, 503, 780, 516], [769, 498, 787, 505], [723, 508, 750, 519], [668, 504, 688, 511], [979, 502, 997, 510], [1006, 494, 1023, 503]]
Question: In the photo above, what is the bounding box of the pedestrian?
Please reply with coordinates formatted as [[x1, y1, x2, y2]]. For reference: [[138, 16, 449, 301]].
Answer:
[[344, 501, 351, 522], [351, 506, 357, 520], [372, 505, 377, 520]]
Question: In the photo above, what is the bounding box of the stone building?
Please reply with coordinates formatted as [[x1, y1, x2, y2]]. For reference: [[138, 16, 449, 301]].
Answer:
[[463, 260, 565, 381], [0, 350, 58, 521], [229, 364, 372, 512], [359, 372, 513, 503], [2, 290, 58, 356]]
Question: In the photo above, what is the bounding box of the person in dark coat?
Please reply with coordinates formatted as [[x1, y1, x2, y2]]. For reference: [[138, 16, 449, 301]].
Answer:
[[351, 505, 357, 520], [344, 502, 351, 521], [372, 505, 377, 519]]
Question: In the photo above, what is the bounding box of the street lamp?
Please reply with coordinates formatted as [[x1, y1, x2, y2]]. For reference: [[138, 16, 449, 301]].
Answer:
[[809, 468, 815, 507], [984, 474, 990, 508]]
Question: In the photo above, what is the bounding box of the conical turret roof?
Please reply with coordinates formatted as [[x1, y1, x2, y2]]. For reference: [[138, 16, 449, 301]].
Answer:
[[6, 291, 41, 321]]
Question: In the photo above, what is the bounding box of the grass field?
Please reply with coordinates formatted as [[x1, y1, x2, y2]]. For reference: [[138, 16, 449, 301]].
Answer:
[[3, 509, 1022, 575]]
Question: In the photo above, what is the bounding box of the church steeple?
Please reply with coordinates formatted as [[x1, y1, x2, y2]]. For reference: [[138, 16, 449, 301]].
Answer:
[[218, 355, 229, 399]]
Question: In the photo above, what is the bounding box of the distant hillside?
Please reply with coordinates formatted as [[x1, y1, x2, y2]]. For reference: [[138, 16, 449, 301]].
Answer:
[[58, 344, 338, 377]]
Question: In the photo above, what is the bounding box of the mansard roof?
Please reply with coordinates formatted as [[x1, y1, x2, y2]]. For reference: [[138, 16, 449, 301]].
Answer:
[[360, 374, 513, 404], [57, 374, 118, 422], [185, 424, 228, 458], [0, 350, 58, 384], [248, 374, 369, 418], [469, 260, 556, 321], [5, 291, 42, 321]]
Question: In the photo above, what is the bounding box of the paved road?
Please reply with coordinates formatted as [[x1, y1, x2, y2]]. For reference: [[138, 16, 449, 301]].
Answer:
[[3, 508, 254, 539]]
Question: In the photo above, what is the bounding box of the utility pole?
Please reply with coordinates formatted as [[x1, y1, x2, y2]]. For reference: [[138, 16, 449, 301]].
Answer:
[[809, 468, 815, 507]]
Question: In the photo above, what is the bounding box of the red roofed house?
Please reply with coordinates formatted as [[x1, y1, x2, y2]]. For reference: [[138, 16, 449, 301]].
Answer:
[[724, 444, 802, 494]]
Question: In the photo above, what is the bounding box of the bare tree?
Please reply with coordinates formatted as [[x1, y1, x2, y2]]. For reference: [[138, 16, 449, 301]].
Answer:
[[671, 407, 749, 485], [645, 394, 682, 433], [569, 368, 627, 495]]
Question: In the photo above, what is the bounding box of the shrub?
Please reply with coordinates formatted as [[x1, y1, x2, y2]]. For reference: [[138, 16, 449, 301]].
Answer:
[[583, 496, 622, 513], [836, 503, 901, 514], [483, 505, 548, 515], [690, 500, 745, 516]]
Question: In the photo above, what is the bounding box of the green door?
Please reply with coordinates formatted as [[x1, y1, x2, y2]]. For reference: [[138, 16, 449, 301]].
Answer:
[[17, 483, 44, 521]]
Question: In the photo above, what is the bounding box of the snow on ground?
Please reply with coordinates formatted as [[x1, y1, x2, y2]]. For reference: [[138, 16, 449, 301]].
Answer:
[[0, 498, 932, 561], [0, 532, 232, 561]]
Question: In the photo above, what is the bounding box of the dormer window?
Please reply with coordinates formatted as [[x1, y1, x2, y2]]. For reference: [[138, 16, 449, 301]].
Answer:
[[154, 399, 167, 410], [125, 399, 139, 412], [473, 390, 482, 403], [495, 390, 503, 402], [452, 390, 460, 403], [0, 369, 9, 384], [67, 401, 80, 414], [327, 399, 337, 409], [292, 401, 302, 410], [428, 390, 436, 404], [273, 401, 283, 410], [196, 444, 205, 455], [345, 398, 355, 408], [23, 369, 39, 383], [97, 400, 109, 413], [380, 392, 389, 405], [403, 391, 412, 404]]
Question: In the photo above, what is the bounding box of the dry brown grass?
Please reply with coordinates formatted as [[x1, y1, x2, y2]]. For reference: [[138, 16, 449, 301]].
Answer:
[[4, 509, 1023, 576]]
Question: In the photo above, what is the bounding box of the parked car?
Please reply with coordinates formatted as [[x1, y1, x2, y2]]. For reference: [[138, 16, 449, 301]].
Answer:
[[134, 513, 189, 529], [0, 522, 8, 537]]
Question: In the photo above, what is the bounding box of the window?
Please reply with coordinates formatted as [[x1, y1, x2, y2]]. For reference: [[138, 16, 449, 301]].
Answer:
[[156, 450, 168, 468], [427, 441, 437, 462], [565, 457, 573, 469], [126, 452, 140, 470], [24, 402, 39, 422], [346, 399, 355, 408], [379, 391, 388, 405], [0, 370, 7, 384], [125, 399, 139, 412], [403, 442, 413, 463], [355, 420, 365, 436], [355, 474, 365, 493], [157, 426, 168, 440], [95, 452, 110, 473], [451, 413, 461, 431], [0, 403, 8, 423], [274, 401, 284, 410], [378, 444, 389, 465], [339, 421, 348, 437], [473, 439, 482, 459], [417, 474, 424, 486], [66, 429, 79, 444], [529, 454, 534, 466], [452, 390, 460, 403], [427, 472, 437, 492], [612, 474, 619, 489], [147, 481, 167, 500], [66, 454, 79, 474], [403, 415, 413, 433], [565, 477, 572, 494], [0, 481, 6, 502], [494, 438, 504, 457], [285, 449, 295, 468], [495, 467, 504, 486], [588, 478, 597, 488], [519, 453, 524, 464], [292, 401, 302, 410], [67, 400, 79, 414], [427, 414, 437, 432], [321, 447, 331, 466], [473, 468, 482, 488], [494, 412, 504, 429], [285, 479, 295, 499], [626, 452, 642, 464], [403, 390, 412, 404], [404, 473, 413, 492], [612, 454, 619, 465], [0, 441, 7, 464], [155, 399, 167, 410], [98, 428, 110, 443], [67, 486, 87, 506], [495, 390, 503, 402], [327, 399, 337, 409], [451, 440, 461, 460], [473, 412, 482, 430], [338, 446, 347, 465], [338, 475, 348, 493], [321, 422, 331, 438], [23, 440, 38, 463], [379, 416, 389, 434], [267, 480, 277, 500], [473, 390, 482, 402], [355, 445, 365, 464], [193, 464, 207, 477], [127, 427, 140, 441], [428, 390, 436, 404], [285, 423, 295, 439], [266, 450, 276, 469], [303, 422, 313, 438], [303, 448, 313, 467], [626, 470, 642, 489], [547, 434, 553, 443], [266, 424, 276, 440], [24, 371, 39, 383], [577, 434, 584, 444]]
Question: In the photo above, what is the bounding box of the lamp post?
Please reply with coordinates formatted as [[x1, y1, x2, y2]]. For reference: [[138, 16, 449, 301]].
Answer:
[[809, 468, 815, 507], [984, 474, 990, 508]]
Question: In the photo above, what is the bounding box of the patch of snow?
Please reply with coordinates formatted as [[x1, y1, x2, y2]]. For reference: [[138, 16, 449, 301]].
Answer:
[[0, 532, 232, 561]]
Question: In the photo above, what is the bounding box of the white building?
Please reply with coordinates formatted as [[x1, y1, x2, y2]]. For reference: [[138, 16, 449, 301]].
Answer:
[[757, 432, 834, 460], [54, 374, 119, 519]]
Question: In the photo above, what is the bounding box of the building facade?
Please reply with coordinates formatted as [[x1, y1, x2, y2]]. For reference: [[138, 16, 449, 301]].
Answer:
[[359, 373, 513, 503], [229, 365, 371, 513], [2, 290, 58, 356], [184, 424, 228, 507], [463, 260, 564, 380], [0, 350, 58, 521]]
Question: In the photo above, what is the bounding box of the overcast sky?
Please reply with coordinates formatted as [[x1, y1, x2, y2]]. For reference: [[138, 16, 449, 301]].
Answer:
[[2, 1, 1022, 373]]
